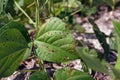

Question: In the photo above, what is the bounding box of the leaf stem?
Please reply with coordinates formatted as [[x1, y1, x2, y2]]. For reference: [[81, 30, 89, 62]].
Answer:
[[14, 1, 35, 25]]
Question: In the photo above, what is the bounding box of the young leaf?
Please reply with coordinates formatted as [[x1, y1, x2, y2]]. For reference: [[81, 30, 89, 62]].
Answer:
[[76, 47, 108, 74], [0, 29, 28, 78], [54, 68, 94, 80], [35, 17, 78, 62], [29, 70, 50, 80]]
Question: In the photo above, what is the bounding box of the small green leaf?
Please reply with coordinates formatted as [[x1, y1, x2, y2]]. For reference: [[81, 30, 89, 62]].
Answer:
[[54, 68, 94, 80], [29, 70, 50, 80], [77, 47, 108, 74], [35, 17, 78, 62]]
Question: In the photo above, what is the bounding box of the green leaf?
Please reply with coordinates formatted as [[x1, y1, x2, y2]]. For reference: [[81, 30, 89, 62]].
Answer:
[[35, 17, 78, 62], [113, 20, 120, 38], [0, 29, 28, 59], [74, 24, 86, 33], [112, 20, 120, 70], [0, 49, 26, 78], [0, 21, 30, 43], [5, 0, 16, 16], [85, 7, 97, 17], [77, 47, 108, 74], [54, 68, 94, 80], [0, 26, 28, 78], [29, 70, 50, 80], [36, 17, 66, 37], [89, 19, 110, 59]]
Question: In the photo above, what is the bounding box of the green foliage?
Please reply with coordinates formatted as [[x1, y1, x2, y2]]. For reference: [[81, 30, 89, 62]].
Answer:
[[54, 67, 94, 80], [112, 20, 120, 70], [81, 0, 119, 9], [1, 0, 120, 80], [0, 22, 29, 78], [0, 15, 9, 28], [29, 70, 50, 80], [53, 0, 83, 18], [89, 19, 110, 59], [15, 0, 35, 15], [74, 24, 86, 33], [112, 68, 120, 80], [5, 0, 15, 16], [0, 0, 9, 14], [77, 47, 108, 74], [0, 21, 30, 43], [35, 17, 78, 62]]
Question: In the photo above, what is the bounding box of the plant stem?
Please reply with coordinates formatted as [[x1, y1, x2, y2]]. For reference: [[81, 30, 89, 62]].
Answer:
[[38, 59, 46, 72], [14, 1, 35, 25], [35, 0, 40, 30], [40, 0, 49, 10], [48, 0, 51, 16], [64, 9, 82, 19], [35, 0, 46, 72], [27, 2, 35, 8]]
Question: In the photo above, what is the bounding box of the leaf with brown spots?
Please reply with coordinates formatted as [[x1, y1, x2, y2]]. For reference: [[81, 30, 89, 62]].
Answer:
[[35, 17, 78, 62]]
